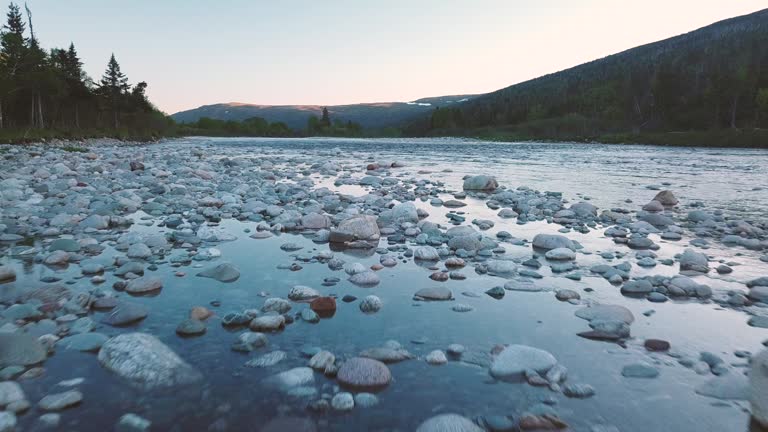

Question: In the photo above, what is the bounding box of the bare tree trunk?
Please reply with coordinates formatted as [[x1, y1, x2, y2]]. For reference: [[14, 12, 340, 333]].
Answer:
[[730, 95, 739, 129], [37, 93, 44, 129]]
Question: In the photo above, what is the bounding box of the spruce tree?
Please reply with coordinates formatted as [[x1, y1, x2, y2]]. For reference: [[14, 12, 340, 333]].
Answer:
[[99, 53, 129, 128]]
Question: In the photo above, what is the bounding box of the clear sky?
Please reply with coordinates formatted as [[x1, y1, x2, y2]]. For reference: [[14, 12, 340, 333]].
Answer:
[[22, 0, 768, 114]]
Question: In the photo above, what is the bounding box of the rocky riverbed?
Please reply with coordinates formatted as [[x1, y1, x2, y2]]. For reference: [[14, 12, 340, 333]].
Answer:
[[0, 136, 767, 431]]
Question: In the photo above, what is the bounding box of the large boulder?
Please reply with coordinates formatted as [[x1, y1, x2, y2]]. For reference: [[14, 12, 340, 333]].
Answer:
[[377, 202, 419, 226], [653, 190, 679, 206], [532, 234, 574, 251], [463, 175, 498, 191], [97, 333, 202, 390], [0, 332, 47, 367], [330, 215, 380, 243]]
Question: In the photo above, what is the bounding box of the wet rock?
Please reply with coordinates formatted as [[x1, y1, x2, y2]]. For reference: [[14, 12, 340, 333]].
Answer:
[[300, 308, 320, 323], [554, 289, 580, 301], [262, 298, 292, 314], [532, 234, 574, 251], [679, 249, 709, 273], [246, 350, 287, 368], [196, 263, 240, 282], [38, 390, 82, 411], [575, 305, 634, 324], [359, 295, 382, 313], [696, 373, 749, 400], [249, 315, 286, 332], [519, 414, 568, 430], [310, 297, 336, 316], [97, 333, 202, 390], [115, 413, 151, 432], [621, 363, 659, 378], [414, 246, 440, 261], [0, 381, 25, 407], [490, 345, 557, 380], [416, 414, 484, 432], [337, 357, 392, 389], [414, 287, 453, 301], [57, 333, 108, 352], [563, 383, 596, 398], [0, 412, 16, 432], [545, 248, 576, 261], [330, 215, 380, 243], [190, 306, 213, 320], [264, 367, 315, 392], [288, 285, 320, 301], [231, 332, 267, 352], [653, 190, 678, 206], [0, 332, 47, 367], [348, 270, 380, 287], [354, 392, 379, 408], [463, 175, 498, 191], [644, 339, 671, 352], [100, 302, 149, 327], [331, 392, 354, 411], [125, 276, 163, 294], [0, 266, 16, 282], [308, 351, 335, 372], [176, 319, 206, 336], [426, 350, 448, 365]]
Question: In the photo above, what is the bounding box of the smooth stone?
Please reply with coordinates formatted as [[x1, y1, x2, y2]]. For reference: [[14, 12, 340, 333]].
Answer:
[[416, 414, 483, 432], [331, 392, 354, 411], [359, 296, 382, 313], [751, 350, 768, 426], [176, 319, 206, 336], [249, 315, 286, 332], [100, 302, 149, 326], [38, 390, 82, 411], [245, 350, 287, 368], [426, 350, 448, 365], [532, 234, 574, 251], [621, 363, 659, 378], [337, 357, 391, 390], [125, 276, 163, 294], [57, 333, 109, 352], [696, 373, 749, 400], [575, 305, 634, 324], [490, 345, 557, 380], [115, 413, 151, 432], [97, 333, 202, 390], [414, 287, 453, 301], [196, 263, 240, 282], [0, 332, 47, 367]]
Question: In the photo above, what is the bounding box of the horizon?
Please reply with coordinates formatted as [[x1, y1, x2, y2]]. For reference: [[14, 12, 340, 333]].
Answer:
[[22, 1, 768, 114]]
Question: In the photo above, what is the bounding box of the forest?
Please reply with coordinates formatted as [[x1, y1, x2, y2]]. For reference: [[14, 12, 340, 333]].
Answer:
[[412, 9, 768, 147], [0, 2, 172, 142]]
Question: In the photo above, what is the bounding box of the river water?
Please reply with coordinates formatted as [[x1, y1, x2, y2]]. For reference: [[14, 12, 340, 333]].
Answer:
[[2, 137, 768, 432]]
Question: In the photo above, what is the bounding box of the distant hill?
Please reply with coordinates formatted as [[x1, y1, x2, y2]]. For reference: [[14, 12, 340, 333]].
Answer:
[[171, 95, 478, 130], [410, 8, 768, 144]]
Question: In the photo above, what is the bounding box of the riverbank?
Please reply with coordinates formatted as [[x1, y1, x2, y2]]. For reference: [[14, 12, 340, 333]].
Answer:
[[0, 137, 766, 431]]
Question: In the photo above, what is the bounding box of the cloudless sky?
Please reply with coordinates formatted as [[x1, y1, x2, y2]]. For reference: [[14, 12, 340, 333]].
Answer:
[[20, 0, 768, 114]]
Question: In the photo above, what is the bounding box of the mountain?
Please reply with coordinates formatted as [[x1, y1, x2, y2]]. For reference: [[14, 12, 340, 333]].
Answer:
[[411, 8, 768, 144], [171, 95, 478, 131]]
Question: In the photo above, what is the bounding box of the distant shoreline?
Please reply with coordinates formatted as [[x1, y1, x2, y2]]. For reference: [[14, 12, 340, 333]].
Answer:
[[2, 128, 767, 150]]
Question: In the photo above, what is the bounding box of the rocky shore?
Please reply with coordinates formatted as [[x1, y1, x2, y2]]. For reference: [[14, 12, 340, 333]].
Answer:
[[0, 137, 766, 431]]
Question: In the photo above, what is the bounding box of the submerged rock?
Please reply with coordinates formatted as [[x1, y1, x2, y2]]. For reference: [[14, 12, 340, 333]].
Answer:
[[97, 333, 202, 390], [0, 332, 47, 367], [416, 414, 483, 432], [337, 357, 391, 390], [196, 263, 240, 282]]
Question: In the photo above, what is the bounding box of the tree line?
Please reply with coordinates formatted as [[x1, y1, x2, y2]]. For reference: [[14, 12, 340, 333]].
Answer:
[[411, 8, 768, 146], [0, 2, 171, 140]]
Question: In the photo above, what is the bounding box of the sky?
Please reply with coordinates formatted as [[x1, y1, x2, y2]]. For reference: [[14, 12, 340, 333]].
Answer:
[[20, 0, 768, 114]]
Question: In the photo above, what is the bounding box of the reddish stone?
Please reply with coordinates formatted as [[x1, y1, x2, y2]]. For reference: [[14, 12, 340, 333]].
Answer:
[[370, 264, 384, 271], [519, 414, 568, 430], [644, 339, 671, 352], [310, 297, 336, 318]]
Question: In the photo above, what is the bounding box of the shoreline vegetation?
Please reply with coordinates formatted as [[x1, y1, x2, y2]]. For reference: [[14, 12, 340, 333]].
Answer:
[[2, 3, 766, 149]]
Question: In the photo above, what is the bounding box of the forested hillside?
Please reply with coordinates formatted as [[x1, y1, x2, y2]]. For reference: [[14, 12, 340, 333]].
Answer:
[[412, 9, 768, 146], [0, 2, 172, 141]]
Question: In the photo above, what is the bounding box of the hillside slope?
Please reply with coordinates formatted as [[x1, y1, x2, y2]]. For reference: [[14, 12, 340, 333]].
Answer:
[[412, 8, 768, 141], [172, 95, 477, 130]]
